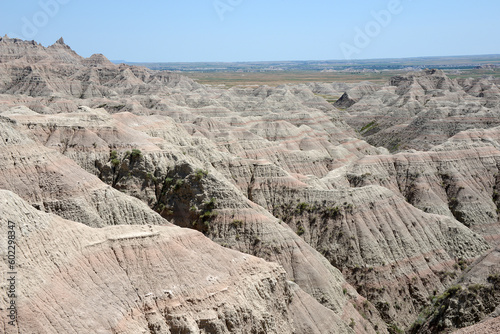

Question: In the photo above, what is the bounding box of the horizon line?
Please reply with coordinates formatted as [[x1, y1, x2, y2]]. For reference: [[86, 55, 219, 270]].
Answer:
[[112, 53, 500, 65]]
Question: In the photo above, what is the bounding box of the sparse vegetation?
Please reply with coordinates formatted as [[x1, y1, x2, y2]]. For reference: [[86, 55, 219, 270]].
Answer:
[[198, 197, 218, 227], [130, 148, 142, 160], [194, 168, 209, 180], [230, 219, 244, 228], [360, 120, 378, 133], [387, 323, 404, 334], [321, 206, 341, 218], [296, 224, 305, 236], [173, 179, 184, 190], [296, 202, 310, 214]]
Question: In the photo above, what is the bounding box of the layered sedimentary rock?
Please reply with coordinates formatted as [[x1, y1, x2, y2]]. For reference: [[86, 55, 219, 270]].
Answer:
[[337, 69, 500, 151], [0, 190, 354, 334], [4, 102, 490, 329], [333, 128, 500, 243], [1, 105, 383, 333], [453, 317, 500, 334], [0, 115, 165, 227], [410, 244, 500, 333]]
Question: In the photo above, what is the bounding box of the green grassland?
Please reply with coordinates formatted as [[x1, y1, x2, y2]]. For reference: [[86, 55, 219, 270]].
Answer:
[[183, 71, 401, 87], [182, 68, 500, 88]]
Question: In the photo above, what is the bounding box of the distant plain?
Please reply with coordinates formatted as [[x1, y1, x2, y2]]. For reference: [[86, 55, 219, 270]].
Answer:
[[119, 55, 500, 87]]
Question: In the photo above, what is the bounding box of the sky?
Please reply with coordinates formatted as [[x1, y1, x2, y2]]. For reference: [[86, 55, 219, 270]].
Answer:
[[0, 0, 499, 62]]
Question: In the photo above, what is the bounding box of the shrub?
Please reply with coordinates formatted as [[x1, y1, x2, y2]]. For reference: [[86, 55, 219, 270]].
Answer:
[[296, 225, 305, 236], [487, 273, 500, 285], [130, 149, 142, 159], [296, 202, 309, 214], [387, 323, 404, 334], [322, 206, 340, 218], [231, 220, 244, 228], [468, 284, 485, 293], [457, 258, 468, 270], [194, 169, 208, 180], [204, 198, 216, 211], [436, 284, 462, 301], [198, 198, 218, 226], [111, 158, 120, 167]]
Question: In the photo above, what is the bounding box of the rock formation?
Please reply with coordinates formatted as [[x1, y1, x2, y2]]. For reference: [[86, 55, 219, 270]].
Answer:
[[337, 69, 500, 151], [410, 244, 500, 333], [1, 36, 500, 333], [0, 190, 354, 333]]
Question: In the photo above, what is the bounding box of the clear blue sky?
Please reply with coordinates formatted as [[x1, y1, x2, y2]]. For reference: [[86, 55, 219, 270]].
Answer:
[[1, 0, 499, 62]]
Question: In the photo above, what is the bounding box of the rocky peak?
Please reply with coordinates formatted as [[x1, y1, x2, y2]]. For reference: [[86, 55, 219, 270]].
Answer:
[[389, 68, 458, 92], [82, 53, 115, 67], [49, 36, 72, 50], [0, 36, 82, 65]]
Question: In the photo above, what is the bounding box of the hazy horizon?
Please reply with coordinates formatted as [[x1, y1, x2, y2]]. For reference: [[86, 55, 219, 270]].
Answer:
[[112, 53, 500, 64], [1, 0, 499, 63]]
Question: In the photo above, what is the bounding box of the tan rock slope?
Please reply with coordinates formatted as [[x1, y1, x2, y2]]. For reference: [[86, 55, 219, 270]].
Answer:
[[0, 114, 165, 227], [5, 100, 488, 328], [0, 37, 381, 333], [0, 190, 353, 334], [453, 317, 500, 334]]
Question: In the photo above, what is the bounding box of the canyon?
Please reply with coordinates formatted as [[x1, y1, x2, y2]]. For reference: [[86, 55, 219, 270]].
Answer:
[[1, 35, 499, 333]]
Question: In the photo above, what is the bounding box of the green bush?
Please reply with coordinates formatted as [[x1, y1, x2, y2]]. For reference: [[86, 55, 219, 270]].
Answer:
[[296, 202, 309, 214], [204, 198, 216, 211], [296, 225, 305, 236], [130, 149, 142, 159], [194, 169, 209, 180]]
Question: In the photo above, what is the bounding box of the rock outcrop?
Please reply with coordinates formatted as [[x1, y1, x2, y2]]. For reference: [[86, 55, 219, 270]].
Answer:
[[338, 69, 500, 151], [0, 190, 353, 334]]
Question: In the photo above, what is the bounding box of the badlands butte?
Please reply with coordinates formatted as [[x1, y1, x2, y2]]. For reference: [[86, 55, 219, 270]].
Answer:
[[0, 36, 500, 334]]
